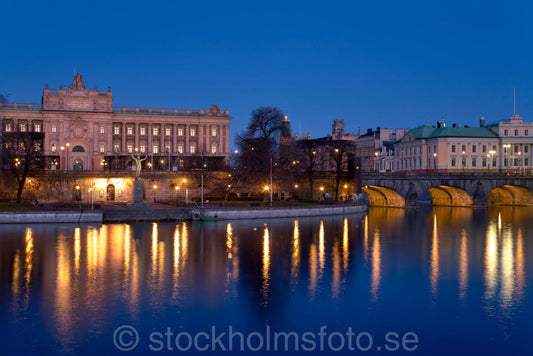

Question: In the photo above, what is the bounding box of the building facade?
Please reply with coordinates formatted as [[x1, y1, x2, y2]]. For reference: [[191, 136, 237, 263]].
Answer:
[[0, 73, 231, 172], [393, 116, 533, 173]]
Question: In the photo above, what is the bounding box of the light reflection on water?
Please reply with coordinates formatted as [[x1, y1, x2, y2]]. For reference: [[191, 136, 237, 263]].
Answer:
[[1, 206, 533, 354]]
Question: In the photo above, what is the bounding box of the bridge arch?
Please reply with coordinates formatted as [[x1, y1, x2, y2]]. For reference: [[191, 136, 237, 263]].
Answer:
[[488, 185, 533, 206], [362, 186, 405, 207], [428, 186, 473, 206]]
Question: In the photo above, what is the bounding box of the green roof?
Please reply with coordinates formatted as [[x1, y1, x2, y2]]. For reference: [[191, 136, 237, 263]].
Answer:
[[401, 125, 498, 141]]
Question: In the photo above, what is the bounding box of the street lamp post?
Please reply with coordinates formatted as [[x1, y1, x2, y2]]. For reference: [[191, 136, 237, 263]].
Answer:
[[66, 143, 70, 172], [462, 150, 466, 174], [433, 152, 437, 172], [518, 151, 522, 174], [153, 185, 157, 203], [60, 146, 65, 171], [175, 186, 180, 206], [182, 178, 188, 206]]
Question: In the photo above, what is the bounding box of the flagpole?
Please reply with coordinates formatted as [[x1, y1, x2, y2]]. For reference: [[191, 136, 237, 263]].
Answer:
[[270, 157, 273, 208]]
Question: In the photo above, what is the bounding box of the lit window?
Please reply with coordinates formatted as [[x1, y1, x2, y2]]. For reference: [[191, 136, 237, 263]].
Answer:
[[153, 145, 159, 154], [114, 126, 120, 135], [51, 143, 57, 153], [114, 144, 120, 153], [99, 190, 104, 197], [190, 145, 196, 153], [20, 123, 27, 132], [165, 145, 171, 153], [178, 128, 183, 136], [127, 144, 133, 153], [34, 123, 41, 132], [100, 144, 105, 153], [179, 159, 184, 167], [100, 126, 105, 134], [5, 123, 11, 132], [127, 126, 133, 135], [211, 128, 217, 137], [140, 127, 146, 135], [190, 128, 196, 137], [140, 145, 146, 153], [211, 144, 217, 154], [165, 128, 171, 136], [178, 145, 184, 154], [153, 127, 159, 136], [52, 125, 57, 133]]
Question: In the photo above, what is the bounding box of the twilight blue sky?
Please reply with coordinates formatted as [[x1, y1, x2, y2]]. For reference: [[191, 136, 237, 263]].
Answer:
[[1, 0, 532, 141]]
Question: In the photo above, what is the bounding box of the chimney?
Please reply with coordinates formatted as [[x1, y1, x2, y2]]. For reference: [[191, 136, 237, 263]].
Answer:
[[436, 121, 441, 128], [479, 116, 485, 127]]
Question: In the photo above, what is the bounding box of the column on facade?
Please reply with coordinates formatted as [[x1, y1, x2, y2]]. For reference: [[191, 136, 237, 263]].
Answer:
[[134, 123, 139, 150], [172, 123, 177, 153], [218, 124, 222, 154], [160, 123, 165, 154], [148, 123, 153, 154], [500, 144, 505, 170], [198, 123, 204, 154], [121, 123, 126, 153], [185, 124, 190, 154]]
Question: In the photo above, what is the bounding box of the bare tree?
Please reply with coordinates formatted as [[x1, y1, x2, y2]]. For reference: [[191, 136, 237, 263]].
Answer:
[[235, 107, 285, 191], [0, 123, 45, 203], [328, 140, 355, 201]]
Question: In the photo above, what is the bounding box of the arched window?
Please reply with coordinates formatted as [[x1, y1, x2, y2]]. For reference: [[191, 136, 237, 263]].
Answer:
[[72, 145, 85, 152]]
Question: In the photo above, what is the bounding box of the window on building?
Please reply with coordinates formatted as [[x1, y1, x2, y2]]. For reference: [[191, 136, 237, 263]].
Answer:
[[127, 126, 133, 135], [525, 129, 529, 136], [20, 123, 27, 132], [179, 159, 184, 168], [525, 158, 529, 166], [140, 145, 146, 153], [472, 157, 477, 167], [165, 145, 171, 153], [525, 145, 529, 153], [492, 157, 497, 167], [153, 127, 159, 136], [504, 129, 509, 136], [504, 158, 508, 166], [165, 128, 171, 136], [100, 144, 105, 153], [153, 145, 159, 154], [99, 190, 104, 197], [190, 145, 196, 153], [482, 158, 487, 167], [34, 142, 41, 152], [515, 129, 519, 136], [114, 126, 120, 135], [514, 158, 519, 166], [100, 126, 105, 134], [178, 128, 183, 136], [5, 123, 11, 132], [51, 125, 57, 133], [178, 145, 184, 154], [461, 145, 466, 153], [482, 145, 486, 153], [51, 143, 57, 153], [211, 128, 217, 137], [113, 144, 120, 153], [211, 144, 217, 154], [127, 144, 133, 153], [472, 145, 476, 153], [140, 127, 146, 135], [190, 128, 196, 137], [451, 144, 456, 153], [34, 123, 41, 132], [514, 145, 519, 153]]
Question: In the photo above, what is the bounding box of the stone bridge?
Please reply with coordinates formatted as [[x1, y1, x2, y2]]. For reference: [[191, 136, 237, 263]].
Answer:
[[361, 174, 533, 207]]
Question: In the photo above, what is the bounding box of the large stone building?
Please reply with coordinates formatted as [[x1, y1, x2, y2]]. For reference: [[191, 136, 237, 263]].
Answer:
[[393, 116, 533, 173], [0, 73, 231, 173]]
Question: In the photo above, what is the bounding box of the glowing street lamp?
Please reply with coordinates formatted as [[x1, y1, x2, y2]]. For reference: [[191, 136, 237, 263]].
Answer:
[[153, 185, 157, 203]]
